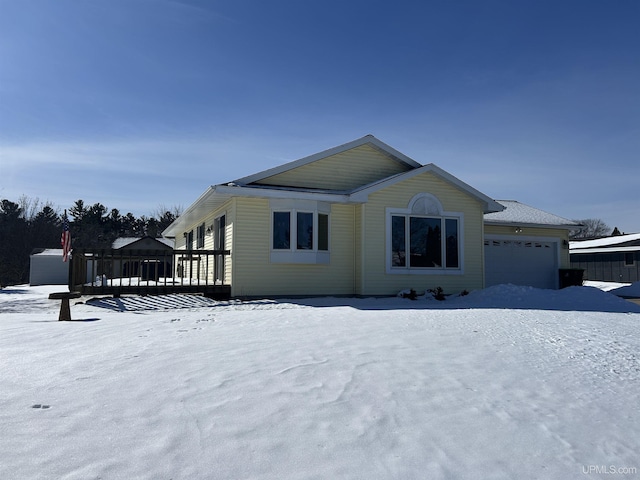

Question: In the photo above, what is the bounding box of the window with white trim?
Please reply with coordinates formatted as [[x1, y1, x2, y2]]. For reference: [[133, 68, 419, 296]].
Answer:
[[387, 193, 463, 274], [271, 199, 330, 264]]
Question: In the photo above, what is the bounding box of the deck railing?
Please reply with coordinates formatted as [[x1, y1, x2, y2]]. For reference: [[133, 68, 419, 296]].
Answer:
[[69, 248, 231, 298]]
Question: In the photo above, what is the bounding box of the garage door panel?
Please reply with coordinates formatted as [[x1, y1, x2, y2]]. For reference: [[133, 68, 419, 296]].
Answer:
[[485, 239, 557, 289]]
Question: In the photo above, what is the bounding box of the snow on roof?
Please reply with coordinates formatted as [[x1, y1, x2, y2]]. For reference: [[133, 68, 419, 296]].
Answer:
[[570, 233, 640, 250], [111, 237, 174, 249], [484, 200, 580, 228], [30, 249, 64, 256]]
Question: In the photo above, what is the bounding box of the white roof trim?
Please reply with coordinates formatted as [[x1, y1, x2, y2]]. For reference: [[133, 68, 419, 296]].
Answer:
[[350, 163, 504, 214], [162, 186, 218, 238], [570, 246, 640, 254], [162, 185, 353, 238], [234, 135, 422, 185], [214, 184, 351, 203]]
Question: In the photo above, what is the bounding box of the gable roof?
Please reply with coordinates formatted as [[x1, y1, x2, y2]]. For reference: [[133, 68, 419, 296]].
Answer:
[[484, 200, 580, 229], [350, 163, 504, 213], [163, 136, 504, 237], [234, 135, 422, 186]]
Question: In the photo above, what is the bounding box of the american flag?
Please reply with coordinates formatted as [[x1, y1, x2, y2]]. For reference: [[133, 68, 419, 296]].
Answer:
[[61, 212, 71, 262]]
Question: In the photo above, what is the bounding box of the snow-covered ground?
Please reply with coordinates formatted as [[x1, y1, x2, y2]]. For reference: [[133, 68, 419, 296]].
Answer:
[[1, 284, 639, 479]]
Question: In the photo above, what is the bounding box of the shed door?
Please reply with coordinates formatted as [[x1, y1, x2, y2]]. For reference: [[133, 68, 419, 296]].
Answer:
[[484, 238, 558, 289]]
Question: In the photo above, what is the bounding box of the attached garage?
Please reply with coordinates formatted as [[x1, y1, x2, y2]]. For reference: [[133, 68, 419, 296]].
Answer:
[[484, 237, 559, 289], [484, 201, 579, 290]]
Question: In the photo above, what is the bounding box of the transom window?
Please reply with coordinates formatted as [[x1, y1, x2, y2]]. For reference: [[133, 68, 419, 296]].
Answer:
[[387, 193, 463, 275]]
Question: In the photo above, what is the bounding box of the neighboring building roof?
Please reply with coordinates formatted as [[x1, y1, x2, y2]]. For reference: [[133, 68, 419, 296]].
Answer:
[[30, 249, 64, 256], [484, 200, 580, 229], [570, 233, 640, 254], [570, 246, 640, 255], [112, 237, 174, 249]]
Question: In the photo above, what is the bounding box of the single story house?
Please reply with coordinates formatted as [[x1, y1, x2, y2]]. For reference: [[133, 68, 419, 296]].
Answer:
[[570, 233, 640, 283], [29, 249, 68, 286], [162, 135, 578, 297]]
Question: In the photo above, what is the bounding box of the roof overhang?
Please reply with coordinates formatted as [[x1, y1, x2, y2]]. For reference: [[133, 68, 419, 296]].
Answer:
[[484, 220, 579, 230], [162, 184, 352, 238], [163, 160, 506, 238]]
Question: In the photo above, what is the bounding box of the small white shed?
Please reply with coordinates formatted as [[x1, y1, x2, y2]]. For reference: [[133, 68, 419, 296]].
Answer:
[[29, 249, 69, 286]]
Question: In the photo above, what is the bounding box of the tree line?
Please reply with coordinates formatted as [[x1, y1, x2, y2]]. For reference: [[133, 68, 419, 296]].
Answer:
[[0, 196, 181, 286]]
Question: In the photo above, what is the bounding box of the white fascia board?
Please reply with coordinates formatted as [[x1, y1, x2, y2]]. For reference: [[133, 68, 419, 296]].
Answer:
[[162, 186, 220, 238], [570, 246, 640, 254], [163, 184, 357, 238], [233, 135, 421, 185], [484, 220, 577, 230], [350, 163, 504, 214], [214, 184, 352, 203]]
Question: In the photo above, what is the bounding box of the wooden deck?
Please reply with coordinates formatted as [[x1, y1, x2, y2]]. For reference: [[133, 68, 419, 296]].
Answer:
[[69, 248, 231, 299]]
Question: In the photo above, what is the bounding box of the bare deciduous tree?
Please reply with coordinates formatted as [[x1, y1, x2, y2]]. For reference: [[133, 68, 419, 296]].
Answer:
[[570, 218, 610, 240]]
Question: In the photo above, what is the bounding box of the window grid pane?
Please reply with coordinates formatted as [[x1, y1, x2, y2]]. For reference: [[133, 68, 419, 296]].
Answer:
[[391, 216, 406, 267], [318, 214, 329, 251], [409, 217, 442, 268], [445, 218, 459, 268], [273, 212, 290, 249], [297, 212, 313, 250]]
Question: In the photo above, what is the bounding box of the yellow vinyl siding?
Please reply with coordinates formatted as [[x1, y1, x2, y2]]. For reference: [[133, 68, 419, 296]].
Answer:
[[254, 144, 411, 190], [485, 225, 571, 268], [172, 200, 234, 284], [354, 204, 364, 295], [361, 171, 486, 296], [231, 197, 356, 297]]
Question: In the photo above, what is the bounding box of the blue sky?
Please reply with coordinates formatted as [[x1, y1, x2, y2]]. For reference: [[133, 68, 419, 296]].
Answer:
[[1, 0, 639, 232]]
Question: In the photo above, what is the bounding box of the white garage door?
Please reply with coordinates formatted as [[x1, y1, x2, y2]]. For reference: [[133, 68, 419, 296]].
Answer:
[[484, 238, 558, 289]]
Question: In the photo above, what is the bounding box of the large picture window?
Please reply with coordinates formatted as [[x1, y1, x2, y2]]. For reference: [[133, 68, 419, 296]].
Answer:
[[387, 193, 463, 274]]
